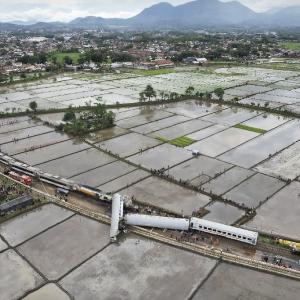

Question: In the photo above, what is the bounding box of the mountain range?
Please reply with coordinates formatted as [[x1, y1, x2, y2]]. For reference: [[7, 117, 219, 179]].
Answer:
[[1, 0, 300, 31]]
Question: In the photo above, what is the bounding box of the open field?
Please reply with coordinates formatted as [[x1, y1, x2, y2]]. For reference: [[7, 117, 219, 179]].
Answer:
[[279, 42, 300, 51]]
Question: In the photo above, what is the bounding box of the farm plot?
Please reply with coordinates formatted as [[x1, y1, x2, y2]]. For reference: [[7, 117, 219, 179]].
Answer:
[[219, 120, 300, 168], [246, 182, 300, 240], [187, 124, 229, 141], [116, 109, 173, 129], [98, 169, 150, 193], [201, 107, 260, 126], [186, 127, 259, 157], [70, 161, 136, 187], [14, 140, 90, 166], [225, 84, 272, 98], [240, 113, 290, 131], [61, 235, 217, 300], [97, 132, 161, 157], [0, 119, 40, 134], [119, 176, 211, 215], [201, 166, 255, 196], [194, 262, 300, 300], [203, 201, 245, 225], [17, 98, 67, 110], [128, 143, 192, 170], [18, 215, 110, 280], [255, 141, 300, 180], [23, 284, 69, 300], [168, 156, 232, 185], [86, 126, 128, 143], [164, 100, 226, 118], [239, 97, 284, 109], [0, 125, 53, 145], [0, 131, 68, 155], [36, 147, 116, 178], [152, 119, 212, 140], [0, 250, 44, 300], [0, 101, 27, 113], [223, 173, 285, 209], [131, 115, 190, 134], [100, 93, 138, 104], [0, 204, 74, 246]]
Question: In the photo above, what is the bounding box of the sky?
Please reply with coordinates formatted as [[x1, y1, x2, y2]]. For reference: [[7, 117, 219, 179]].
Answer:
[[1, 0, 300, 23]]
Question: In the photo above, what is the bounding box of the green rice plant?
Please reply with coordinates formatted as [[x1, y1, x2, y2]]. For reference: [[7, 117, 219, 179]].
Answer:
[[234, 124, 267, 134], [156, 135, 196, 147]]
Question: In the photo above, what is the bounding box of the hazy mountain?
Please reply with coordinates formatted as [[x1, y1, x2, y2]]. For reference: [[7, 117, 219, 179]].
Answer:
[[1, 0, 300, 31], [126, 0, 256, 28]]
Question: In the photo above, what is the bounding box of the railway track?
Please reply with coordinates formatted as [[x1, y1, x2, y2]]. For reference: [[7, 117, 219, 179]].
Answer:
[[257, 241, 295, 259]]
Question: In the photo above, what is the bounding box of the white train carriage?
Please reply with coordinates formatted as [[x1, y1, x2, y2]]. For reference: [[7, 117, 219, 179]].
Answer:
[[190, 217, 258, 245], [110, 194, 124, 241], [125, 214, 190, 231]]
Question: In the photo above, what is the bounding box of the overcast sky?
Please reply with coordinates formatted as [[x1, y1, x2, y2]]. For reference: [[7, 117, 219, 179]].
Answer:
[[1, 0, 300, 23]]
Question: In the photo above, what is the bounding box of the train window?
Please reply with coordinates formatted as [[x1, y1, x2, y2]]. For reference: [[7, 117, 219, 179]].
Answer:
[[247, 238, 252, 241], [199, 225, 202, 228], [223, 232, 226, 235], [208, 227, 212, 231], [213, 229, 216, 232], [204, 226, 207, 230], [232, 234, 236, 237], [227, 233, 231, 236], [217, 230, 221, 233], [238, 235, 241, 238], [243, 237, 246, 240]]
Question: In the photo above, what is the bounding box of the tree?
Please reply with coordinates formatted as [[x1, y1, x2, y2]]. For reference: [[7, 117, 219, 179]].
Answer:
[[185, 86, 195, 96], [29, 101, 37, 113], [63, 107, 76, 122], [143, 85, 156, 101], [20, 73, 27, 79], [214, 88, 224, 101]]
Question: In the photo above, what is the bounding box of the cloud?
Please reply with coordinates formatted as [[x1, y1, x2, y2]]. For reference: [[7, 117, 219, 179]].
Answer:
[[0, 0, 300, 22]]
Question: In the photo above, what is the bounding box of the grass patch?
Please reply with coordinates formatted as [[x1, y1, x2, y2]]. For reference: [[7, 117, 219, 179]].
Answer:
[[279, 42, 300, 51], [156, 136, 196, 147], [51, 52, 81, 64], [234, 124, 266, 134]]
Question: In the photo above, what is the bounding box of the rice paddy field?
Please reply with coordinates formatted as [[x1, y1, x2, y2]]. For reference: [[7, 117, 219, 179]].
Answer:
[[1, 65, 300, 240], [2, 64, 300, 299]]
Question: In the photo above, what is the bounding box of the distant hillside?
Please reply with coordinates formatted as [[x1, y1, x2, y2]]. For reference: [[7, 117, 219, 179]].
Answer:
[[2, 0, 300, 31]]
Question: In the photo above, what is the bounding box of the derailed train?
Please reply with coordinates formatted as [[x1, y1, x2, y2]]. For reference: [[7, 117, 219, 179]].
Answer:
[[110, 194, 259, 246], [0, 153, 258, 246]]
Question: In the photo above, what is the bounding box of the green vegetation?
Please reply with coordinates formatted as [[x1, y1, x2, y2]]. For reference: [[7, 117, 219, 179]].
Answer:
[[214, 87, 225, 100], [139, 84, 157, 102], [156, 136, 196, 147], [29, 101, 38, 113], [234, 124, 266, 134], [61, 98, 114, 136], [51, 52, 81, 65], [279, 42, 300, 51]]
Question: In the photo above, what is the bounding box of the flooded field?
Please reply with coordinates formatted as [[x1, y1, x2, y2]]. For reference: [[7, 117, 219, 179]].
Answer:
[[194, 262, 300, 300], [97, 132, 161, 157], [99, 169, 150, 193], [201, 166, 255, 196], [70, 160, 136, 187], [203, 201, 245, 225], [120, 176, 211, 215], [223, 173, 285, 208], [168, 156, 232, 184], [0, 204, 74, 246], [255, 141, 300, 180], [37, 147, 116, 178], [14, 139, 90, 166], [219, 120, 300, 168], [128, 143, 192, 170], [0, 250, 44, 300], [246, 182, 300, 240], [61, 235, 217, 300], [18, 215, 110, 280], [187, 127, 259, 157]]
